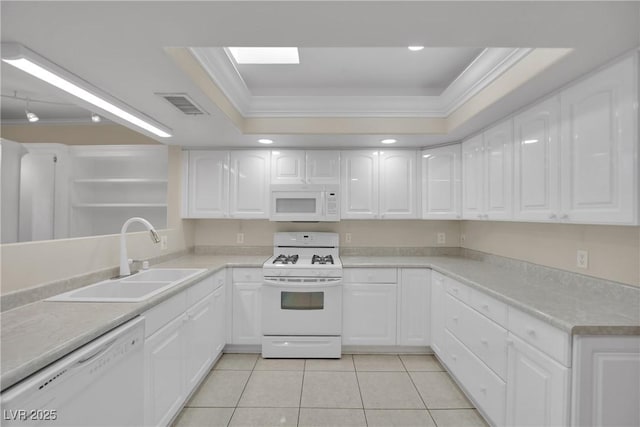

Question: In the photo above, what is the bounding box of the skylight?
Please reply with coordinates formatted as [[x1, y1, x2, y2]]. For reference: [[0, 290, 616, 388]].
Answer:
[[227, 47, 300, 64]]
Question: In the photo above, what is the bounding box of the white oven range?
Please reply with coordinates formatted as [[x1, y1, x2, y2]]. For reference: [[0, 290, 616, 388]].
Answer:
[[262, 232, 342, 358]]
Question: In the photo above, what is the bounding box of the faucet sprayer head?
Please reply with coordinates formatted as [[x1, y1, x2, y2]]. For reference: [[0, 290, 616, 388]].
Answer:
[[150, 228, 161, 244]]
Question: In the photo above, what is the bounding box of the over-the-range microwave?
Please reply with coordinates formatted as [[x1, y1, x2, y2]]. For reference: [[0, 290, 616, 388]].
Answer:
[[270, 184, 339, 222]]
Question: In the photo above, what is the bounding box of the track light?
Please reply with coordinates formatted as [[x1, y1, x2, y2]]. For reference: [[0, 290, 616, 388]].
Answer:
[[1, 43, 172, 138], [91, 113, 101, 123], [25, 98, 39, 123]]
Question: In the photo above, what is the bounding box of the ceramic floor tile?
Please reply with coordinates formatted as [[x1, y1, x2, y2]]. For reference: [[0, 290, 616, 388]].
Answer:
[[430, 409, 489, 427], [254, 358, 305, 371], [171, 407, 234, 427], [353, 354, 405, 371], [409, 372, 474, 409], [301, 371, 363, 408], [186, 370, 251, 407], [214, 353, 259, 370], [298, 408, 367, 427], [399, 354, 444, 372], [357, 372, 425, 409], [238, 371, 303, 408], [365, 409, 436, 426], [305, 355, 355, 371], [228, 407, 299, 427]]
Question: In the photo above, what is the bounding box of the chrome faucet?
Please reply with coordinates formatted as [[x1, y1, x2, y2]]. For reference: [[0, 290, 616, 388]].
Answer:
[[119, 217, 161, 277]]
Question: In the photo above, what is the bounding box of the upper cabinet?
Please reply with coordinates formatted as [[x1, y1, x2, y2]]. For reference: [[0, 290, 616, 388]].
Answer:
[[271, 150, 340, 185], [559, 56, 637, 225], [229, 150, 271, 218], [513, 97, 561, 222], [341, 150, 418, 219], [421, 144, 461, 220], [462, 134, 486, 220]]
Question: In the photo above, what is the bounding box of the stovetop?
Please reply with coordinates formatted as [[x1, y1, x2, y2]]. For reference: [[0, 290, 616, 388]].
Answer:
[[263, 232, 342, 278]]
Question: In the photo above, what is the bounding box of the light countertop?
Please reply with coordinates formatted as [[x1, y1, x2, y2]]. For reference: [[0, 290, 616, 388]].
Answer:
[[1, 254, 638, 391]]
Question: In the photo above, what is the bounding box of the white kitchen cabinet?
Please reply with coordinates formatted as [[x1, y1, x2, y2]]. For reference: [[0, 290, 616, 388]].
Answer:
[[341, 150, 379, 219], [421, 144, 461, 219], [144, 313, 187, 427], [183, 150, 229, 218], [232, 283, 262, 345], [379, 150, 419, 219], [462, 134, 485, 219], [513, 97, 561, 222], [484, 120, 513, 220], [430, 271, 446, 357], [397, 268, 430, 346], [343, 283, 397, 346], [212, 284, 226, 357], [184, 293, 216, 393], [571, 335, 640, 427], [271, 150, 340, 185], [560, 55, 638, 225], [506, 334, 570, 427], [229, 150, 271, 218]]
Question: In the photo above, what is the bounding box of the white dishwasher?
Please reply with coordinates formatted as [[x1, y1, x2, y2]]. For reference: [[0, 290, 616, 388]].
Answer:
[[1, 317, 145, 426]]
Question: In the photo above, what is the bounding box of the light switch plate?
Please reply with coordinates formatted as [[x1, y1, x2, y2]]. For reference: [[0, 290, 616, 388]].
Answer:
[[236, 233, 244, 244], [437, 232, 446, 244], [577, 249, 589, 269]]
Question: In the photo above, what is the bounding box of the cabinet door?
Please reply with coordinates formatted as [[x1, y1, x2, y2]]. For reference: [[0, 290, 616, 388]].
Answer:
[[343, 283, 397, 345], [212, 285, 226, 357], [560, 56, 637, 224], [144, 314, 186, 427], [430, 271, 446, 357], [184, 150, 229, 218], [271, 150, 306, 184], [379, 150, 419, 219], [229, 151, 270, 218], [484, 120, 513, 220], [422, 145, 461, 219], [506, 335, 569, 427], [462, 134, 485, 219], [341, 151, 379, 219], [306, 150, 340, 184], [398, 269, 430, 346], [185, 293, 216, 393], [513, 97, 561, 222], [232, 283, 262, 345]]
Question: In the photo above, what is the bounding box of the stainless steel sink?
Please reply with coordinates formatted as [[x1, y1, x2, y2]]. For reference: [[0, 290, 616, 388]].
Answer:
[[46, 268, 207, 302]]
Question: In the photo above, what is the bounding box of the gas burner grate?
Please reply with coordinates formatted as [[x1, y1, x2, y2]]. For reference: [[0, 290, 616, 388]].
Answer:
[[273, 254, 299, 265], [312, 254, 334, 265]]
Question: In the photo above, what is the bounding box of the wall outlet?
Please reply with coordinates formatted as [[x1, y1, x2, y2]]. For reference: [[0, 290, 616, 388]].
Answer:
[[345, 233, 352, 243], [160, 235, 168, 250], [577, 249, 589, 269], [236, 233, 244, 244], [437, 232, 446, 244]]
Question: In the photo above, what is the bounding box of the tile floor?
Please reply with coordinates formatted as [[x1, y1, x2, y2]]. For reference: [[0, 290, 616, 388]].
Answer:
[[173, 354, 488, 427]]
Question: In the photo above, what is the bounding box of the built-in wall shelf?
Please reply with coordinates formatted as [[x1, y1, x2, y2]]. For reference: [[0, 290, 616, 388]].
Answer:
[[69, 145, 168, 238]]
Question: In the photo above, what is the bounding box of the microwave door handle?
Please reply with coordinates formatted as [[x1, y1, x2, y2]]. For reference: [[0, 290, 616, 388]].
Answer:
[[320, 192, 325, 216]]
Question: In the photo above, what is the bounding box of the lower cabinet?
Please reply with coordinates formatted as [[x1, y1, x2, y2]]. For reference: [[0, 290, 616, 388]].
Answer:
[[430, 271, 446, 356], [143, 272, 226, 426], [343, 282, 397, 346], [231, 268, 263, 345], [397, 268, 430, 346], [506, 334, 569, 427]]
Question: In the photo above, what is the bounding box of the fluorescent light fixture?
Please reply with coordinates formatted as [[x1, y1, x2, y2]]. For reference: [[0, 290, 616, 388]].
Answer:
[[91, 113, 101, 123], [258, 138, 274, 144], [408, 46, 425, 51], [25, 110, 39, 123], [522, 139, 539, 144], [1, 43, 171, 138], [228, 47, 300, 64], [381, 138, 397, 144]]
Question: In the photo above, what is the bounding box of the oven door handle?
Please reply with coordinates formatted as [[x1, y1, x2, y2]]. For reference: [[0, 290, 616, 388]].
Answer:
[[263, 278, 342, 287]]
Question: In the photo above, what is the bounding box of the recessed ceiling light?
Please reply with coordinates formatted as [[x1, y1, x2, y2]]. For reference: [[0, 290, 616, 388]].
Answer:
[[381, 138, 397, 144], [408, 46, 425, 51], [228, 47, 300, 64], [91, 113, 101, 123], [258, 138, 274, 144]]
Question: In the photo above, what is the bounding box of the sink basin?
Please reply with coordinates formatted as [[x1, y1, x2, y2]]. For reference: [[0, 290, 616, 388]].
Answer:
[[47, 268, 207, 302]]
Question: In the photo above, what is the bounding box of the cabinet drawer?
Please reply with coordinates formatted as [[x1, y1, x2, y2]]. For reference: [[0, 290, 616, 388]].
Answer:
[[444, 293, 465, 340], [508, 308, 570, 366], [460, 301, 508, 379], [143, 291, 187, 338], [211, 269, 226, 290], [187, 275, 214, 307], [232, 268, 263, 283], [445, 277, 471, 304], [470, 289, 508, 327], [343, 268, 397, 283], [445, 330, 506, 427]]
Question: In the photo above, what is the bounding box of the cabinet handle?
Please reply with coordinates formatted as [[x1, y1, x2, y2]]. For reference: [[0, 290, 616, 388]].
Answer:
[[477, 214, 483, 219], [452, 288, 459, 293], [549, 213, 557, 219], [526, 328, 536, 337], [506, 339, 514, 346], [453, 316, 459, 322], [481, 339, 488, 345], [480, 386, 487, 394], [560, 214, 569, 220], [481, 304, 489, 311], [452, 355, 457, 361]]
